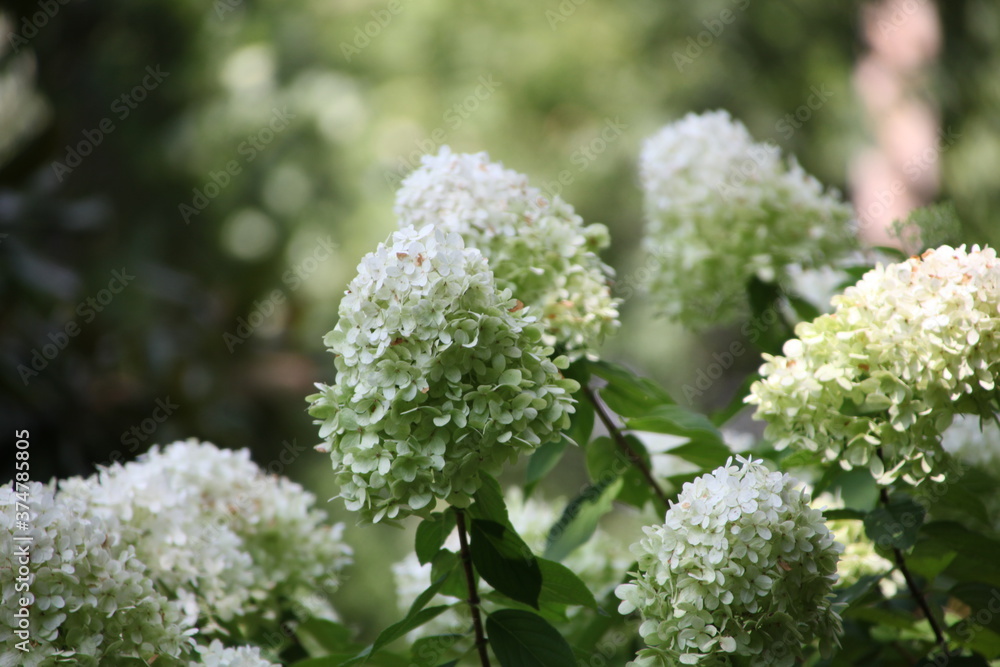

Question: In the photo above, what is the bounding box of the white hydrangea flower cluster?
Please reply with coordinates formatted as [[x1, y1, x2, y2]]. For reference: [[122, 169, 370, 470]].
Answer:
[[0, 482, 195, 666], [616, 457, 842, 667], [640, 110, 855, 327], [195, 639, 280, 667], [60, 439, 351, 636], [308, 225, 579, 522], [747, 245, 1000, 485], [395, 146, 620, 357]]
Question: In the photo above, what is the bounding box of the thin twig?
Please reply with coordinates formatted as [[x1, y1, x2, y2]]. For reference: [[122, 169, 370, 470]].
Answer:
[[455, 508, 491, 667], [583, 386, 670, 511], [877, 485, 949, 656]]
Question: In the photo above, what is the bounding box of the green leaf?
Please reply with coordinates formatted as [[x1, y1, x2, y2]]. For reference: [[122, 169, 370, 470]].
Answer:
[[588, 359, 674, 418], [663, 437, 732, 470], [710, 372, 760, 427], [917, 656, 991, 667], [545, 477, 623, 562], [920, 522, 1000, 588], [524, 441, 566, 494], [537, 557, 598, 609], [469, 473, 511, 528], [823, 508, 867, 521], [408, 634, 465, 667], [486, 609, 577, 667], [864, 494, 925, 551], [626, 404, 725, 445], [834, 574, 882, 608], [295, 618, 361, 658], [470, 519, 542, 609], [584, 434, 652, 508], [416, 512, 457, 566], [430, 549, 467, 600], [950, 583, 1000, 635], [585, 436, 625, 482], [371, 605, 452, 655]]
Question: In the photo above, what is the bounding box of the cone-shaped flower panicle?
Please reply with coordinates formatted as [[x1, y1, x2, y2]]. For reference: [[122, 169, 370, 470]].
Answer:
[[747, 245, 1000, 485], [616, 457, 842, 666], [640, 110, 855, 327], [395, 146, 619, 357], [308, 225, 578, 522]]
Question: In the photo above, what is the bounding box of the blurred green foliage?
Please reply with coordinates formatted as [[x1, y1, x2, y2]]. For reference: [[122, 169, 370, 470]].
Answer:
[[2, 0, 998, 641]]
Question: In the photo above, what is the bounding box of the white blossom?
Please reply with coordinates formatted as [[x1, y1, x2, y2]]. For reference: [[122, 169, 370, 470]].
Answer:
[[395, 147, 620, 357], [616, 457, 842, 666], [194, 639, 279, 667], [747, 244, 1000, 485], [308, 225, 578, 522], [640, 110, 855, 327], [59, 440, 351, 637], [0, 482, 195, 666]]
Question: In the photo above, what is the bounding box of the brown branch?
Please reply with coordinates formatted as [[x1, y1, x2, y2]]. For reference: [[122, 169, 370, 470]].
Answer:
[[878, 484, 949, 656], [583, 386, 670, 511], [455, 508, 491, 667]]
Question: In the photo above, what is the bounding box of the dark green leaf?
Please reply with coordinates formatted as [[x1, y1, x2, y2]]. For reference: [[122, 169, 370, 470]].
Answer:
[[663, 437, 732, 469], [538, 557, 598, 609], [416, 512, 457, 565], [786, 293, 821, 322], [626, 404, 725, 445], [950, 583, 1000, 635], [920, 522, 1000, 588], [864, 494, 925, 551], [486, 609, 577, 667], [834, 574, 882, 608], [545, 477, 623, 562], [823, 508, 867, 521], [917, 656, 990, 667], [588, 359, 674, 418], [470, 519, 541, 609], [564, 392, 595, 447], [469, 474, 511, 528]]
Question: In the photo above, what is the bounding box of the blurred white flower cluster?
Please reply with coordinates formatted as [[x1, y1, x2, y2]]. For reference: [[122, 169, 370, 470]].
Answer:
[[2, 440, 350, 664], [196, 640, 280, 667], [0, 482, 195, 667], [640, 110, 855, 327], [616, 457, 842, 666], [748, 245, 1000, 485], [309, 225, 578, 522], [396, 146, 620, 357]]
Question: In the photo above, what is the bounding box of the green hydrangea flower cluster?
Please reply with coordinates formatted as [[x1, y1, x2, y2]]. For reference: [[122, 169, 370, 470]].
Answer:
[[640, 110, 855, 327], [395, 146, 619, 358], [616, 457, 842, 667], [747, 245, 1000, 485], [308, 225, 578, 522]]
